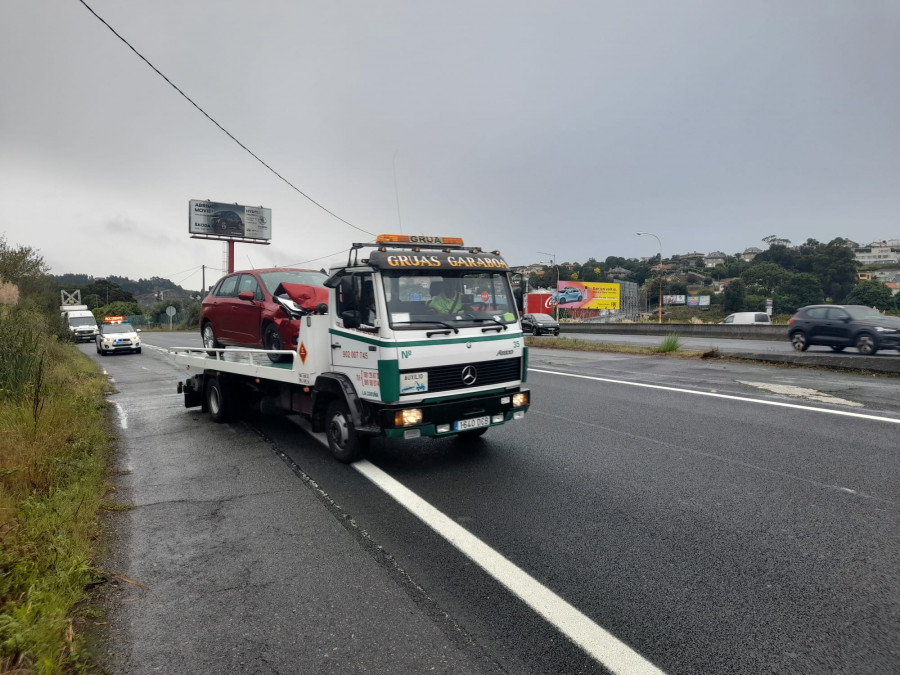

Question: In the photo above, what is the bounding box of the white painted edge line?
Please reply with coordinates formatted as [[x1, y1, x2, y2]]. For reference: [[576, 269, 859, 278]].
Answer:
[[529, 368, 900, 424], [353, 459, 666, 675], [112, 401, 128, 429]]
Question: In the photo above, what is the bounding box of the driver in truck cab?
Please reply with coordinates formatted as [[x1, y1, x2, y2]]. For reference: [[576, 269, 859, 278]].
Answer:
[[428, 278, 463, 314]]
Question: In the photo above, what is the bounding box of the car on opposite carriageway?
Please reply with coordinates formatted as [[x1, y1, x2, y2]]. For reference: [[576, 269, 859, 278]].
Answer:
[[787, 304, 900, 355], [521, 313, 560, 336]]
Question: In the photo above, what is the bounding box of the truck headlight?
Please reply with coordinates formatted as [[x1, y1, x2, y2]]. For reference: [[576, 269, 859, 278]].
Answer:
[[394, 408, 423, 427], [512, 392, 529, 407]]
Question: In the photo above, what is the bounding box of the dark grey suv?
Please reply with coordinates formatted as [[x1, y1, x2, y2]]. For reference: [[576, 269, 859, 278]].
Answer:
[[521, 313, 560, 336], [787, 305, 900, 355]]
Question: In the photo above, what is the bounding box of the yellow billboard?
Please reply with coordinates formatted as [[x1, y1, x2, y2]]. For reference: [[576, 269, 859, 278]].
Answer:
[[583, 282, 620, 309]]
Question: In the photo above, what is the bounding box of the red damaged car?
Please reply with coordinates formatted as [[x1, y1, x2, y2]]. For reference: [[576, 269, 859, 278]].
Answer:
[[200, 268, 327, 361]]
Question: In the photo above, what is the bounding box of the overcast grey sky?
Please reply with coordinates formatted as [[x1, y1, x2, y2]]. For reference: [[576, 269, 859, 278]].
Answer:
[[2, 1, 898, 290]]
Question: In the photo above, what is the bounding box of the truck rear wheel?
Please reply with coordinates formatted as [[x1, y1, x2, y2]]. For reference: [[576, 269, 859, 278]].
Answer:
[[206, 376, 232, 423], [325, 399, 367, 463]]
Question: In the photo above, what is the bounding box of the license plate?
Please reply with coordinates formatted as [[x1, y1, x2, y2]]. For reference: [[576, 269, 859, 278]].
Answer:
[[455, 416, 490, 431]]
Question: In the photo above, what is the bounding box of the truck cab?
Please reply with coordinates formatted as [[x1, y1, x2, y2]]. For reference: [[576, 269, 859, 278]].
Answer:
[[298, 235, 529, 458]]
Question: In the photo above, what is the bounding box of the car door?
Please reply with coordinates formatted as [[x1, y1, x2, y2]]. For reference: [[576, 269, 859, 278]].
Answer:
[[827, 307, 853, 346], [802, 307, 830, 344], [210, 274, 240, 341], [230, 273, 264, 344]]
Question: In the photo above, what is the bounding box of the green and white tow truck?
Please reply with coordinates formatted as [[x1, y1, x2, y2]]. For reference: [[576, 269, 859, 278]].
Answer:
[[174, 234, 530, 462]]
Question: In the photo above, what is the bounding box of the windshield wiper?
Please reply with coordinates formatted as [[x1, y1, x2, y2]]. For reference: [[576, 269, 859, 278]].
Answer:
[[471, 316, 508, 332], [393, 319, 459, 335]]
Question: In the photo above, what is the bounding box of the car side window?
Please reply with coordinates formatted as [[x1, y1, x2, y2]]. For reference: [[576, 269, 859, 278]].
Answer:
[[238, 274, 263, 300], [828, 308, 849, 321], [806, 307, 828, 319], [755, 314, 769, 322], [215, 275, 239, 297], [722, 315, 734, 324]]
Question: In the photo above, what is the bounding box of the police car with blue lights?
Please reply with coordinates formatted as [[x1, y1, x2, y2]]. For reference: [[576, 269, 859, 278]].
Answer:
[[96, 316, 142, 355]]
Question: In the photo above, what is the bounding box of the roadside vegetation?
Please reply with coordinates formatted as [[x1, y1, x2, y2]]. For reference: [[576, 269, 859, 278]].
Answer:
[[525, 333, 722, 359], [1, 237, 112, 673]]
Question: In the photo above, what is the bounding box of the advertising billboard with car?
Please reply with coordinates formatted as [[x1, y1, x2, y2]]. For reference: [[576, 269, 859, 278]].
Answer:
[[188, 200, 272, 240], [554, 281, 620, 310]]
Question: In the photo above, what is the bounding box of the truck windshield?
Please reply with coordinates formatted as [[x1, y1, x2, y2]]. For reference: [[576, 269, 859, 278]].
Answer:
[[381, 271, 518, 330], [68, 316, 96, 327]]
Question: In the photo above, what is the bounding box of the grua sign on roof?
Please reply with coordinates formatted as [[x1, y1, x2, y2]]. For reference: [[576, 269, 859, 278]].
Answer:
[[188, 200, 272, 241]]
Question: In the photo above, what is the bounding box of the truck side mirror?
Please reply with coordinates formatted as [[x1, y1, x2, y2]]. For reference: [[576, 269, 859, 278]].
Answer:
[[341, 310, 360, 329]]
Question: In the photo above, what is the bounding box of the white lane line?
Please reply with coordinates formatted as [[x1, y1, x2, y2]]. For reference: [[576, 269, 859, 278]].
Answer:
[[529, 368, 900, 424], [353, 459, 666, 675], [113, 401, 128, 429]]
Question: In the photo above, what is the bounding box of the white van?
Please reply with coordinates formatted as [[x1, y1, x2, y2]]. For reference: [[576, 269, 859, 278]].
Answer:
[[62, 309, 100, 342], [720, 312, 771, 325]]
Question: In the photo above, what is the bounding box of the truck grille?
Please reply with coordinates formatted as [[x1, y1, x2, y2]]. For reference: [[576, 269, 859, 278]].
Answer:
[[400, 357, 521, 394]]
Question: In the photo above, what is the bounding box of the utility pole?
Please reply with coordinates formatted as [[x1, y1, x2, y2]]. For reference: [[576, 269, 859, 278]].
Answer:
[[636, 232, 663, 324]]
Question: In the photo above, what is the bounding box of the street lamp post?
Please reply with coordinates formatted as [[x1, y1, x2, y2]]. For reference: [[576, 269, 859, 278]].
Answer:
[[636, 232, 663, 324], [537, 251, 559, 321]]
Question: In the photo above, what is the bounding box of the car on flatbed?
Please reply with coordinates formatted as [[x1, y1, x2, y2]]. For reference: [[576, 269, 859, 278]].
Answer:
[[200, 268, 328, 362], [787, 304, 900, 355]]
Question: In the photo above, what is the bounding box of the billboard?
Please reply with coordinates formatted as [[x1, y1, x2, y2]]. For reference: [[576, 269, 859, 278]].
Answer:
[[663, 295, 686, 305], [686, 295, 711, 307], [555, 281, 620, 310], [189, 200, 272, 240]]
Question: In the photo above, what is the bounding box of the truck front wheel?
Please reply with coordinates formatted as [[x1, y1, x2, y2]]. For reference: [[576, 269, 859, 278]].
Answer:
[[206, 376, 232, 423], [325, 399, 367, 463]]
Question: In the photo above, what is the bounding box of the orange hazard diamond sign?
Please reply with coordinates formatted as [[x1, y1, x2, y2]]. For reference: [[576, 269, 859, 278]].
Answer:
[[298, 342, 308, 364]]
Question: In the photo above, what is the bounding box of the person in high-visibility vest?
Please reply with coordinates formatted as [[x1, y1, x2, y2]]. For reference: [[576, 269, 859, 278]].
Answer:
[[428, 279, 463, 314]]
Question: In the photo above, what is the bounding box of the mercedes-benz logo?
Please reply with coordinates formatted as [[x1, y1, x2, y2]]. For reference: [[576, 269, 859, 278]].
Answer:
[[461, 365, 477, 386]]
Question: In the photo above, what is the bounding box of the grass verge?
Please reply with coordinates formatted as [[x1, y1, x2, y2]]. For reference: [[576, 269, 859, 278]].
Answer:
[[1, 307, 113, 673], [525, 334, 722, 359]]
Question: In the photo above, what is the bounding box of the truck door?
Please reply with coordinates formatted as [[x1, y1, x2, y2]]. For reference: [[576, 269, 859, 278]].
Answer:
[[331, 273, 382, 401]]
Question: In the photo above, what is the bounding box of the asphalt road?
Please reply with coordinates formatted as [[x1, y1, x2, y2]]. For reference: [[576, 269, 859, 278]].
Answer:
[[89, 332, 900, 674]]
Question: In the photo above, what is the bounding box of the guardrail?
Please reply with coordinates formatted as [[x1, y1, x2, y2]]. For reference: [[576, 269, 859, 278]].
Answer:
[[561, 323, 786, 341]]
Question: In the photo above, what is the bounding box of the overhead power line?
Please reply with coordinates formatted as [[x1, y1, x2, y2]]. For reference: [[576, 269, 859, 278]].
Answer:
[[76, 0, 375, 237]]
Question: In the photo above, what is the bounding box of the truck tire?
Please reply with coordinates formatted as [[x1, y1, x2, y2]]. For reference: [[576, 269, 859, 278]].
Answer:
[[325, 398, 367, 463], [205, 376, 233, 423]]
